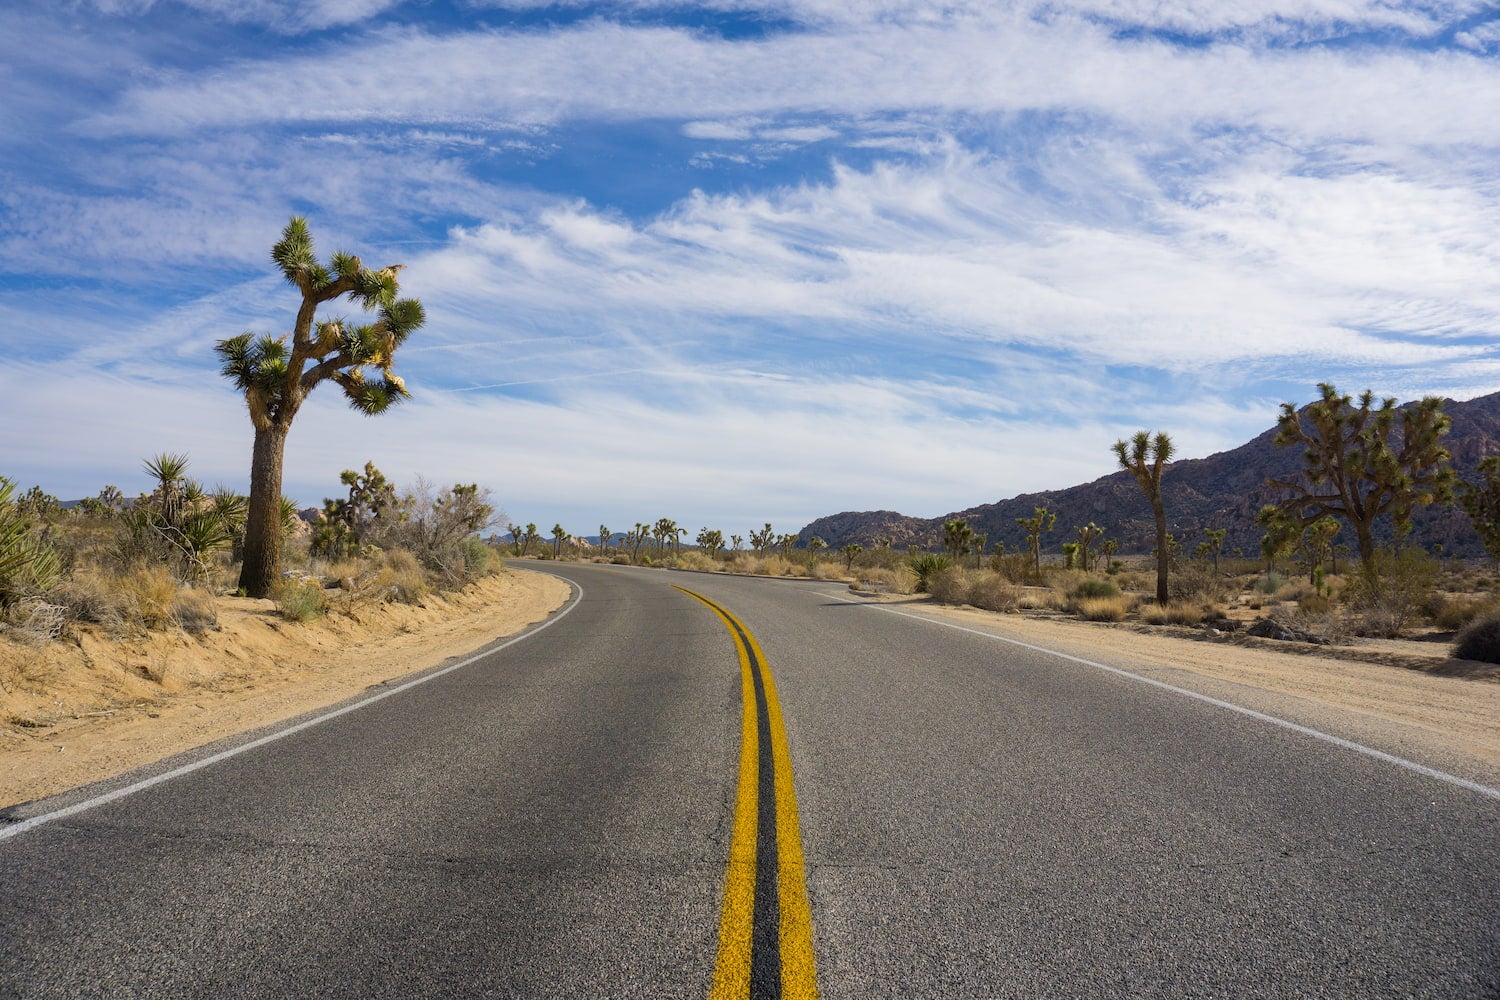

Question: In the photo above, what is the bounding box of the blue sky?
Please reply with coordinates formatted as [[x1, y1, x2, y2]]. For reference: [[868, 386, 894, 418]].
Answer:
[[3, 1, 1499, 538]]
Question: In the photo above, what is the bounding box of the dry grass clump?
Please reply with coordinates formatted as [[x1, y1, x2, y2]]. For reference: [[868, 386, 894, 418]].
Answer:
[[1076, 595, 1131, 622], [742, 555, 801, 577], [1140, 601, 1206, 626], [122, 565, 181, 630], [966, 572, 1020, 612], [1017, 587, 1068, 611], [380, 549, 430, 604], [172, 588, 219, 633], [926, 567, 970, 604], [810, 561, 848, 581], [852, 566, 915, 595], [1429, 596, 1497, 632], [671, 550, 723, 573], [51, 570, 131, 636]]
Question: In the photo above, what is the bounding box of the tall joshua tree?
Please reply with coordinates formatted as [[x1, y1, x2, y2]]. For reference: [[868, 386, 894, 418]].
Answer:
[[1267, 384, 1454, 577], [1114, 430, 1173, 605], [218, 217, 424, 597]]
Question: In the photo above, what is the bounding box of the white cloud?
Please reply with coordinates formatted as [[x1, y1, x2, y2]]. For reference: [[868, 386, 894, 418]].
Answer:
[[81, 17, 1500, 153]]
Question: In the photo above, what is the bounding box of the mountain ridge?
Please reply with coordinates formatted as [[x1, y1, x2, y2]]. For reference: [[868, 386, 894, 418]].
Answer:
[[798, 390, 1500, 560]]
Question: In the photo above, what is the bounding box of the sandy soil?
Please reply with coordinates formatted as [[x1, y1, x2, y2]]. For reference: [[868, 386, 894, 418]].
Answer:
[[897, 597, 1500, 790], [0, 569, 569, 809]]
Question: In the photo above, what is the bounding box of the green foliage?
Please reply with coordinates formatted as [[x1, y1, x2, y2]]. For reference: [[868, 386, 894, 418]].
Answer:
[[0, 478, 62, 605], [1459, 455, 1500, 564], [274, 576, 327, 622], [1015, 506, 1055, 582], [1268, 383, 1455, 574], [697, 527, 726, 558], [840, 542, 864, 571], [1072, 579, 1120, 600], [312, 461, 397, 558], [908, 552, 951, 593], [943, 519, 974, 561], [1344, 547, 1441, 638], [1073, 522, 1103, 573], [1255, 571, 1288, 594], [217, 217, 426, 598], [1114, 430, 1173, 605]]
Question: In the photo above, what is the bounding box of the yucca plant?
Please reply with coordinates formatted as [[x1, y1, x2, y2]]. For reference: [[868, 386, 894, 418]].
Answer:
[[0, 478, 62, 605]]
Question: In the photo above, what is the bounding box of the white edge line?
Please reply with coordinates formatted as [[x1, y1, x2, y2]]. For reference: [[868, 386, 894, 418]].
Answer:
[[0, 575, 585, 843], [831, 593, 1500, 803]]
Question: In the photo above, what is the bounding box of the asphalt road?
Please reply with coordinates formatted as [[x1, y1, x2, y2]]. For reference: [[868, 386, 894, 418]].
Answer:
[[2, 563, 1497, 998]]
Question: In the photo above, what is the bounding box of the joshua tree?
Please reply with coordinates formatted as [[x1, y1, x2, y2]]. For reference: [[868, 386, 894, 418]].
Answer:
[[841, 542, 864, 572], [1299, 516, 1341, 583], [1199, 527, 1227, 573], [217, 217, 425, 597], [1113, 431, 1173, 605], [508, 523, 524, 555], [1459, 456, 1500, 565], [972, 533, 987, 570], [697, 527, 725, 558], [750, 522, 775, 556], [598, 525, 611, 554], [1074, 522, 1103, 573], [730, 534, 743, 552], [1100, 538, 1117, 573], [1267, 384, 1454, 577], [628, 523, 649, 562], [1015, 506, 1056, 582], [943, 519, 974, 562], [523, 523, 541, 556], [550, 523, 567, 559], [1061, 541, 1079, 570]]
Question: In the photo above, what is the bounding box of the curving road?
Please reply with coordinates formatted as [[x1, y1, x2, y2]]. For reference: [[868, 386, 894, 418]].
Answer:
[[2, 563, 1496, 998]]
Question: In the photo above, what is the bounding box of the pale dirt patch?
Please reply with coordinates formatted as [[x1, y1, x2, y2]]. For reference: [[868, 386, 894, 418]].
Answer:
[[0, 569, 569, 809], [863, 594, 1500, 791]]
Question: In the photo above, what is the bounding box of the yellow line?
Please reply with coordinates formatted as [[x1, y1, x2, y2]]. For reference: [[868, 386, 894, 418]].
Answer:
[[674, 586, 819, 1000]]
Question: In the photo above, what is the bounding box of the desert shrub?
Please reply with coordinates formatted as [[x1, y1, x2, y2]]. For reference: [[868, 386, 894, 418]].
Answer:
[[908, 553, 951, 593], [274, 577, 327, 622], [1170, 564, 1228, 604], [1140, 601, 1205, 626], [1432, 597, 1496, 632], [1273, 581, 1316, 604], [1, 599, 67, 646], [1256, 572, 1288, 595], [990, 552, 1032, 584], [122, 564, 180, 630], [1345, 548, 1440, 638], [1072, 579, 1120, 600], [1297, 592, 1333, 616], [810, 561, 847, 581], [967, 572, 1020, 612], [1017, 587, 1068, 611], [52, 570, 131, 636], [926, 566, 970, 604], [672, 550, 721, 573], [1453, 610, 1500, 664], [1077, 596, 1130, 621], [853, 566, 916, 595], [380, 549, 430, 604]]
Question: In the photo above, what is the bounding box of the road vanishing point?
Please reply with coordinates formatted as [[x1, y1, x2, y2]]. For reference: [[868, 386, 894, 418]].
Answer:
[[2, 563, 1497, 998]]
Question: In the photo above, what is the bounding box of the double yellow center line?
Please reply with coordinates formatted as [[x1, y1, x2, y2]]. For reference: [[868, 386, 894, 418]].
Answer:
[[673, 586, 818, 1000]]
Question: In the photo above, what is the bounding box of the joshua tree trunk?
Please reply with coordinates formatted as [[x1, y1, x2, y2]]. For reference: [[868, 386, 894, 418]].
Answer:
[[239, 424, 289, 597], [1151, 493, 1168, 605]]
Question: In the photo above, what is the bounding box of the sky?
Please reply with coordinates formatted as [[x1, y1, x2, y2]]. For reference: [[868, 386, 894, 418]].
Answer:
[[3, 1, 1499, 539]]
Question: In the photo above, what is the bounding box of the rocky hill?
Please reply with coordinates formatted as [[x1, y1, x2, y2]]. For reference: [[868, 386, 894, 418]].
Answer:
[[799, 390, 1500, 560]]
